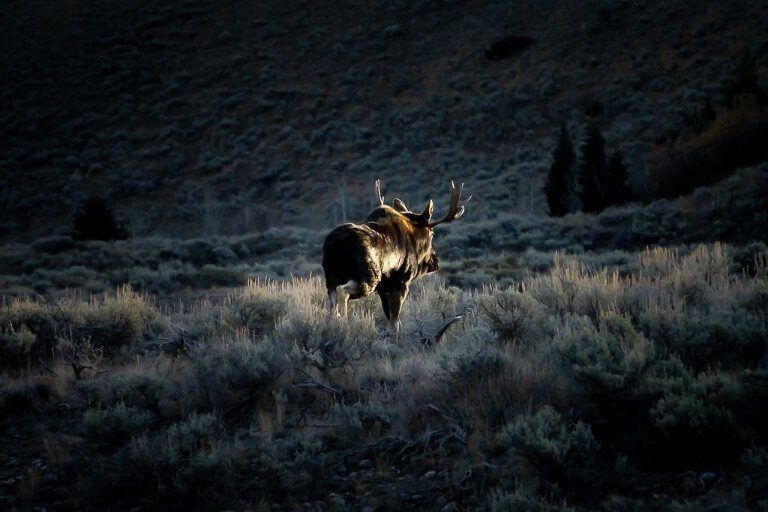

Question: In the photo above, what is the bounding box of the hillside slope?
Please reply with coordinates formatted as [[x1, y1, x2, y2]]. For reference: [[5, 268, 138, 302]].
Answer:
[[2, 0, 767, 240]]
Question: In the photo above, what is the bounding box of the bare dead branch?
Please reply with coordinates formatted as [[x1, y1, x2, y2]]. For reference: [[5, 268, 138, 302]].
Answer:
[[292, 381, 343, 399], [432, 314, 464, 345]]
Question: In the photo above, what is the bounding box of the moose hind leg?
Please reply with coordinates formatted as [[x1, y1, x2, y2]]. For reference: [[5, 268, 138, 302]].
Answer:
[[328, 288, 339, 317], [377, 290, 391, 320], [337, 280, 362, 319], [387, 285, 409, 333]]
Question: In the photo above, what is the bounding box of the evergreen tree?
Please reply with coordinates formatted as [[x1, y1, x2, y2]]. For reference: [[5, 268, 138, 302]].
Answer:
[[723, 50, 766, 107], [576, 124, 607, 213], [544, 126, 576, 216], [604, 150, 633, 206], [73, 197, 127, 241]]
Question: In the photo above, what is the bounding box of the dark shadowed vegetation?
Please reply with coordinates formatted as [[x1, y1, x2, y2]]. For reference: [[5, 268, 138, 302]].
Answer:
[[650, 100, 768, 198], [650, 49, 768, 199]]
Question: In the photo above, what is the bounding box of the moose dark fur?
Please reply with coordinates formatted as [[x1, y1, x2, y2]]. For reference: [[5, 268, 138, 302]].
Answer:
[[322, 180, 470, 332]]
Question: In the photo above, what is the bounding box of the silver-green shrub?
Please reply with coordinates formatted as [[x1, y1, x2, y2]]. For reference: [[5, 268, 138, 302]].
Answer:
[[82, 402, 155, 441], [190, 338, 286, 412], [220, 279, 288, 336], [558, 313, 653, 399], [497, 406, 598, 476]]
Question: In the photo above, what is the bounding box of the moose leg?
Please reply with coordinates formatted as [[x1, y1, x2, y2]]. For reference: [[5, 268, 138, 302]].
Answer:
[[387, 285, 409, 333], [338, 292, 349, 319], [327, 288, 339, 317], [337, 279, 363, 319], [377, 289, 391, 321]]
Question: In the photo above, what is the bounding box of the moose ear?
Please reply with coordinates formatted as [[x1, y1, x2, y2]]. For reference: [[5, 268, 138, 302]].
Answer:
[[418, 199, 434, 222], [392, 198, 408, 212]]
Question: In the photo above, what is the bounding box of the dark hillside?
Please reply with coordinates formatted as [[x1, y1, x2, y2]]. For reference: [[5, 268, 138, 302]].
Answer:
[[2, 0, 767, 239]]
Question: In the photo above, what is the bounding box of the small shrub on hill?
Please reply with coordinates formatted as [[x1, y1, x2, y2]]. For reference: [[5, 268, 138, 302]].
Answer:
[[220, 279, 288, 336], [31, 235, 76, 254], [558, 313, 653, 401], [477, 288, 547, 346], [82, 369, 166, 411], [0, 323, 37, 369], [497, 406, 598, 478], [62, 285, 161, 354], [276, 292, 376, 375], [681, 96, 717, 136], [190, 338, 286, 414], [0, 299, 55, 369], [439, 337, 507, 384], [82, 402, 155, 442]]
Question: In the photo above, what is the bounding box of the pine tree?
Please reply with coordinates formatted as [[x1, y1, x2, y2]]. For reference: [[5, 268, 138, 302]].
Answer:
[[723, 50, 766, 107], [604, 150, 632, 206], [576, 124, 607, 213], [544, 126, 576, 216], [73, 197, 127, 241]]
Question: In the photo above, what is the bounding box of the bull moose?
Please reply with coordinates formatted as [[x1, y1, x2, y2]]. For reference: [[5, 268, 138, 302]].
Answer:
[[322, 180, 470, 332]]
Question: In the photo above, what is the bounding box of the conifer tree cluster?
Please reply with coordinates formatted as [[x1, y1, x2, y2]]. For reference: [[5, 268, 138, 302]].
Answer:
[[543, 126, 576, 217], [73, 197, 128, 241], [544, 124, 632, 216]]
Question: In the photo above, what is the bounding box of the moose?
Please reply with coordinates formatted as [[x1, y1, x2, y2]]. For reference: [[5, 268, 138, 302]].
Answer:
[[322, 180, 470, 332]]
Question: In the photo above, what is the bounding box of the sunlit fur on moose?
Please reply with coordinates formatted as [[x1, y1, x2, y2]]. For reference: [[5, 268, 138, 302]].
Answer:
[[322, 180, 470, 332]]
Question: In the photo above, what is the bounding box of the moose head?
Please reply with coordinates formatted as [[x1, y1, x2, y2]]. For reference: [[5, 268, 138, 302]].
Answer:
[[322, 180, 470, 332]]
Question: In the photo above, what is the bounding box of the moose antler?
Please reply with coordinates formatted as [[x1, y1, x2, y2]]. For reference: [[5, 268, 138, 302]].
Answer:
[[427, 181, 471, 227], [374, 179, 384, 205]]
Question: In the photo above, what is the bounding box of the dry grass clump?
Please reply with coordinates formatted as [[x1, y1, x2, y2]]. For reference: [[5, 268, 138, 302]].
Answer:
[[190, 336, 287, 416]]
